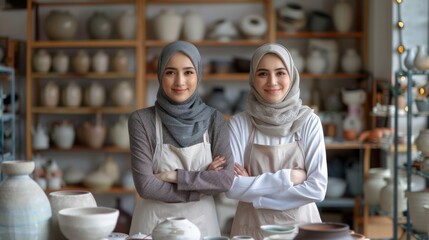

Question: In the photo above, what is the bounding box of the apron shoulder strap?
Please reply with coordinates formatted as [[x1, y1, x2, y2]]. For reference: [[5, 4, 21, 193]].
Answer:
[[155, 111, 163, 144]]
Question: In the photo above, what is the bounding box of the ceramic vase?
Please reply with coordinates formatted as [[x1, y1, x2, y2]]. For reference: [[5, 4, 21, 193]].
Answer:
[[306, 50, 326, 74], [182, 10, 206, 41], [404, 48, 416, 70], [111, 81, 134, 106], [333, 0, 353, 32], [33, 49, 51, 73], [87, 12, 112, 40], [52, 50, 69, 73], [206, 87, 231, 114], [152, 217, 201, 240], [51, 120, 75, 149], [116, 9, 136, 40], [32, 124, 50, 150], [415, 129, 429, 156], [72, 50, 90, 74], [289, 48, 305, 72], [239, 14, 267, 40], [154, 9, 183, 41], [49, 190, 97, 240], [277, 3, 306, 33], [84, 82, 106, 107], [414, 45, 429, 70], [363, 168, 390, 206], [406, 190, 429, 233], [109, 116, 130, 148], [293, 222, 353, 240], [62, 81, 82, 107], [208, 19, 239, 42], [41, 81, 60, 107], [379, 177, 407, 217], [341, 48, 362, 73], [112, 50, 129, 73], [308, 39, 339, 73], [92, 50, 109, 73], [0, 161, 51, 239], [78, 120, 106, 148], [44, 10, 77, 40]]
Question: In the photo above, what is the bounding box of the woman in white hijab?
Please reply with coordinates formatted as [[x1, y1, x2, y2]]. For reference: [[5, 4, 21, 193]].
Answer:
[[226, 43, 328, 239]]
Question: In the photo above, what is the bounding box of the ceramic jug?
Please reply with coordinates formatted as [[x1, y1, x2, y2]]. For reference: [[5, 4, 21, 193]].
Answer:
[[72, 50, 90, 74], [78, 118, 106, 148], [117, 9, 136, 40], [87, 12, 112, 39], [52, 50, 69, 73], [363, 168, 390, 206], [111, 81, 134, 106], [152, 217, 201, 240], [41, 81, 60, 107], [51, 120, 75, 149], [154, 9, 183, 41], [0, 161, 52, 239], [32, 124, 50, 150], [44, 10, 77, 40], [92, 50, 109, 73], [414, 45, 429, 71], [33, 49, 51, 73], [112, 50, 129, 73], [84, 82, 106, 107], [109, 116, 130, 148], [62, 81, 82, 107], [306, 50, 326, 74], [379, 177, 407, 217], [182, 10, 206, 41]]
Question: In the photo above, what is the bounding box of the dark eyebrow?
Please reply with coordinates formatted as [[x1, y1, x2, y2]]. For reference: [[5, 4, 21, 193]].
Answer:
[[256, 67, 287, 72], [164, 67, 195, 71]]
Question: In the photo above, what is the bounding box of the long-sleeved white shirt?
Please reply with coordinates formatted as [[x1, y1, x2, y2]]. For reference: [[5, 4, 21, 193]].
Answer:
[[226, 112, 327, 211]]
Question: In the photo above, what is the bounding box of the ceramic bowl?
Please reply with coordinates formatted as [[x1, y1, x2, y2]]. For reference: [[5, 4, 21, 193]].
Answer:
[[260, 225, 295, 237], [326, 177, 347, 198], [58, 206, 119, 240]]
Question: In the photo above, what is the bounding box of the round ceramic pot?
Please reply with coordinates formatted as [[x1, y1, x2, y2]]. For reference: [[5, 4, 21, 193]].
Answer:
[[52, 50, 69, 73], [109, 116, 129, 148], [182, 10, 206, 41], [33, 49, 52, 73], [206, 87, 231, 114], [44, 10, 77, 40], [32, 124, 50, 150], [293, 222, 353, 240], [152, 217, 201, 240], [306, 50, 326, 74], [341, 48, 362, 73], [414, 45, 429, 71], [72, 50, 90, 74], [239, 14, 267, 40], [41, 81, 60, 107], [379, 177, 407, 217], [84, 82, 106, 107], [49, 190, 97, 240], [87, 12, 112, 40], [111, 81, 134, 107], [78, 121, 106, 148], [0, 161, 52, 239], [61, 81, 82, 107], [51, 120, 75, 149], [289, 48, 305, 73], [154, 9, 183, 41], [117, 9, 136, 40], [112, 50, 129, 73], [363, 168, 390, 206], [92, 50, 109, 73]]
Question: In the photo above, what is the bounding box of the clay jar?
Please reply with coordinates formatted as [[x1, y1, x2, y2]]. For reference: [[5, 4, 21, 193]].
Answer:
[[87, 12, 112, 40], [239, 14, 267, 40], [52, 50, 69, 73], [33, 49, 52, 73], [116, 9, 136, 40], [293, 222, 353, 240], [44, 10, 78, 40], [112, 50, 129, 73], [92, 50, 109, 73], [182, 10, 205, 41], [41, 81, 60, 107], [154, 9, 183, 41], [84, 82, 106, 107], [77, 119, 106, 149], [72, 50, 90, 74], [111, 81, 134, 107], [51, 120, 75, 149], [61, 81, 82, 107], [152, 217, 201, 240], [109, 116, 129, 148]]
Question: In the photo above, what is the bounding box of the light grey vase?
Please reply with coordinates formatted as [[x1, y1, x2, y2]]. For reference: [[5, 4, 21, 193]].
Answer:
[[87, 12, 112, 39]]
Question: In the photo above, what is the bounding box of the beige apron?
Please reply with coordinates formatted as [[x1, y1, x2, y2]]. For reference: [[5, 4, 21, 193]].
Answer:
[[230, 127, 321, 239], [130, 113, 221, 237]]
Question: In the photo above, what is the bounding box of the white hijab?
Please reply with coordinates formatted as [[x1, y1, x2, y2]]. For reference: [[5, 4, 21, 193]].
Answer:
[[247, 43, 313, 136]]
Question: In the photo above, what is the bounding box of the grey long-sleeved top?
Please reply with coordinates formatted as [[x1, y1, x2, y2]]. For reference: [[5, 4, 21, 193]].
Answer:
[[128, 106, 234, 203]]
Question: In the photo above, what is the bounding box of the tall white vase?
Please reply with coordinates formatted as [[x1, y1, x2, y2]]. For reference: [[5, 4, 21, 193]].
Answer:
[[0, 161, 52, 239], [49, 190, 97, 240], [363, 168, 390, 206], [333, 0, 353, 32], [404, 48, 416, 70], [117, 9, 136, 40], [182, 10, 206, 41], [154, 9, 183, 41]]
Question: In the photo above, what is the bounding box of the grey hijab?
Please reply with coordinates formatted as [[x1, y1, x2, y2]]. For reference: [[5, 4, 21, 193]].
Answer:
[[247, 43, 312, 136], [155, 41, 215, 147]]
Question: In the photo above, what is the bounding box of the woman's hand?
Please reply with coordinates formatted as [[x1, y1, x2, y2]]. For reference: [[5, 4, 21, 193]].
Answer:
[[207, 156, 225, 171], [234, 163, 249, 176], [155, 171, 178, 183], [291, 169, 307, 185]]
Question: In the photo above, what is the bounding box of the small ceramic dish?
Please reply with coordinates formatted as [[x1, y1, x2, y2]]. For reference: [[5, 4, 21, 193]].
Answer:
[[260, 225, 295, 237]]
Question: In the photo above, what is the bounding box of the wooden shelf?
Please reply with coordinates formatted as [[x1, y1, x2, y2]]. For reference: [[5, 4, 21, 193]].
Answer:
[[30, 40, 137, 48], [32, 72, 135, 79], [44, 186, 135, 195], [33, 0, 135, 6], [276, 31, 364, 39], [145, 39, 267, 47], [34, 145, 130, 153], [32, 106, 135, 114], [326, 142, 380, 150], [146, 0, 264, 4]]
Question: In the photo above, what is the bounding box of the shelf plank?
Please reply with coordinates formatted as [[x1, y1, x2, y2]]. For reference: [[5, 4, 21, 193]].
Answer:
[[32, 72, 135, 79], [146, 0, 264, 3], [32, 107, 135, 114], [300, 72, 368, 79], [277, 31, 364, 38], [326, 142, 380, 150], [147, 73, 249, 81], [30, 40, 138, 48], [44, 186, 135, 195], [145, 39, 267, 47], [33, 145, 130, 153], [33, 0, 135, 6]]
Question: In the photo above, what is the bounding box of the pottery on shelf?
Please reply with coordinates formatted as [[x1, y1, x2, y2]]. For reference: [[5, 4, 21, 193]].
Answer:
[[152, 217, 201, 240], [52, 50, 69, 73], [51, 120, 75, 149], [77, 119, 106, 149], [308, 10, 332, 32], [379, 177, 407, 217], [44, 10, 78, 40], [333, 0, 353, 32], [414, 45, 429, 71], [289, 48, 305, 73], [308, 39, 339, 73], [208, 19, 239, 42], [41, 81, 60, 107], [87, 12, 112, 40], [306, 49, 326, 74], [62, 81, 82, 107], [341, 48, 362, 73], [72, 50, 91, 74], [415, 129, 429, 156], [363, 168, 390, 206], [83, 157, 119, 190], [111, 80, 134, 107], [154, 9, 183, 42], [403, 48, 416, 70], [84, 82, 106, 107], [33, 49, 51, 73], [406, 190, 429, 233], [182, 10, 206, 41], [109, 116, 130, 148], [239, 14, 267, 40], [0, 160, 52, 239], [92, 50, 109, 73], [277, 3, 306, 33], [112, 50, 130, 73], [116, 9, 136, 40], [32, 124, 50, 150], [205, 87, 231, 114]]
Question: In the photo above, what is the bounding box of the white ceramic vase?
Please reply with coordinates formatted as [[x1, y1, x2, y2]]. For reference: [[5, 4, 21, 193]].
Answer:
[[111, 81, 134, 106], [341, 48, 362, 73], [0, 161, 52, 239], [84, 82, 106, 107], [33, 49, 51, 73], [49, 190, 97, 240], [51, 120, 75, 149], [239, 14, 267, 40], [62, 81, 82, 107], [32, 124, 50, 150], [306, 50, 326, 74], [289, 48, 305, 72], [404, 48, 416, 70], [333, 0, 353, 32], [109, 116, 130, 148], [41, 81, 60, 107], [415, 129, 429, 156], [92, 50, 109, 73], [53, 50, 69, 73], [72, 50, 90, 74], [117, 9, 136, 40], [414, 45, 429, 71], [112, 50, 129, 73], [182, 10, 206, 41], [379, 177, 407, 217], [363, 168, 390, 206], [154, 9, 183, 41], [152, 217, 201, 240], [308, 39, 339, 73]]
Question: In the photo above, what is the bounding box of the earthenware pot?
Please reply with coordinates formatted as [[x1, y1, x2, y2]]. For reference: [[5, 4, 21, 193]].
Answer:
[[152, 217, 201, 240], [44, 10, 77, 40]]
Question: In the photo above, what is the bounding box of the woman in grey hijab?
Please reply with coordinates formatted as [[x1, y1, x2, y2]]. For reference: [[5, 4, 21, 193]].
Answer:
[[226, 43, 328, 239], [128, 41, 234, 237]]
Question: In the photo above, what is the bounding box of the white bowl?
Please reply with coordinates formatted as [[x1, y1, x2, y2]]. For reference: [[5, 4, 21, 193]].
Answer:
[[58, 206, 119, 240], [260, 225, 295, 237], [326, 177, 347, 198]]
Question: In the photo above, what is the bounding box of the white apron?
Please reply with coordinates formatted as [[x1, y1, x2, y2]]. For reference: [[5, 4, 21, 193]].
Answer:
[[230, 127, 321, 240], [130, 113, 221, 237]]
